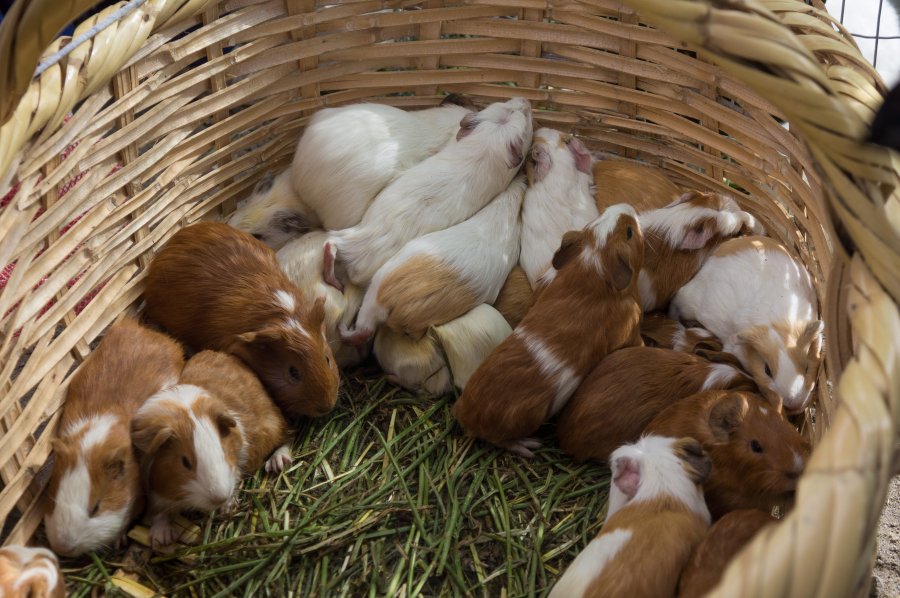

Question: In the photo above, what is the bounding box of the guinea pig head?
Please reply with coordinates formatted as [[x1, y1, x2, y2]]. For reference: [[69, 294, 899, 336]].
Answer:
[[227, 172, 314, 250], [131, 385, 244, 512], [227, 296, 340, 417], [456, 97, 533, 170], [704, 390, 810, 516], [43, 416, 141, 557], [525, 128, 593, 185], [734, 319, 824, 413]]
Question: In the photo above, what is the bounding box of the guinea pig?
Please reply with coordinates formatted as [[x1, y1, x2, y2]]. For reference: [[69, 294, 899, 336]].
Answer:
[[340, 176, 525, 345], [452, 205, 644, 457], [0, 546, 65, 598], [519, 128, 599, 287], [557, 347, 755, 463], [143, 221, 339, 418], [678, 508, 777, 598], [637, 191, 765, 312], [644, 389, 810, 519], [669, 235, 824, 413], [227, 98, 471, 247], [492, 265, 534, 328], [433, 303, 512, 390], [43, 317, 183, 557], [548, 436, 711, 598], [592, 159, 682, 213], [131, 350, 291, 548], [639, 312, 723, 354], [329, 97, 533, 287], [373, 327, 451, 395], [275, 231, 365, 368]]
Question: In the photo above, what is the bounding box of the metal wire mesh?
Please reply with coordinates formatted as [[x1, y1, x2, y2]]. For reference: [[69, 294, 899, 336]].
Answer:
[[829, 0, 900, 84]]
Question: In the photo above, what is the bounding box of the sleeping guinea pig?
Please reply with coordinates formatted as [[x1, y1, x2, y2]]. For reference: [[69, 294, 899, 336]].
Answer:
[[43, 317, 183, 557], [131, 351, 290, 548], [592, 160, 682, 213], [143, 222, 339, 419]]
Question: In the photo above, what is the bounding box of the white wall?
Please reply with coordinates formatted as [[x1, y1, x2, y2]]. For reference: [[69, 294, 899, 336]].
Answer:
[[827, 0, 900, 85]]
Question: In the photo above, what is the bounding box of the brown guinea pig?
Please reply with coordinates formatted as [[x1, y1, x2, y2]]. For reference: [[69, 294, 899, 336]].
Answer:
[[678, 508, 777, 597], [143, 221, 339, 418], [0, 546, 65, 598], [593, 160, 682, 213], [131, 350, 291, 548], [644, 390, 810, 519], [557, 347, 755, 463], [639, 312, 723, 354], [43, 317, 183, 557], [492, 265, 534, 328]]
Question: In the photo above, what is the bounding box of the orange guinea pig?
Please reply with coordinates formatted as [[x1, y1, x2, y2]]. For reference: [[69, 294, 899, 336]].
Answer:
[[491, 265, 535, 329], [143, 221, 339, 418], [452, 204, 644, 457], [593, 160, 682, 213]]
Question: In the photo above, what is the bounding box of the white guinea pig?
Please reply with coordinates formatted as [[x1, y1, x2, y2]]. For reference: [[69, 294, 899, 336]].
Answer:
[[519, 128, 599, 288], [341, 176, 525, 345], [330, 97, 533, 287], [43, 318, 184, 557], [374, 327, 452, 395], [276, 231, 365, 368], [669, 235, 823, 412], [432, 304, 512, 390], [227, 97, 471, 248], [131, 351, 290, 548]]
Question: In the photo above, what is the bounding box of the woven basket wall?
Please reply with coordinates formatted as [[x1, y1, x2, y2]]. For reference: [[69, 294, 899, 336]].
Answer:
[[0, 0, 897, 594]]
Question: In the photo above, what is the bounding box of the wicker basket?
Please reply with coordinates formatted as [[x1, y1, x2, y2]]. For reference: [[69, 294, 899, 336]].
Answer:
[[0, 0, 897, 594]]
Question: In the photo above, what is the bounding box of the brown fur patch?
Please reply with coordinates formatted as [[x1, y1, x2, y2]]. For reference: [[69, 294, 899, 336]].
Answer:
[[593, 161, 682, 213], [376, 254, 481, 339], [492, 266, 534, 328]]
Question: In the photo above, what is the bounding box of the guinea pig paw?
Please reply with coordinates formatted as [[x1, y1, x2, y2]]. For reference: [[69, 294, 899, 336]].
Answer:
[[221, 495, 239, 515], [265, 444, 293, 473], [149, 515, 180, 550], [322, 242, 345, 292], [340, 327, 373, 347], [502, 438, 542, 459]]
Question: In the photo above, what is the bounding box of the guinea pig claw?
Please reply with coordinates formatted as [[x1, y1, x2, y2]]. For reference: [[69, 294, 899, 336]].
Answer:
[[149, 513, 179, 550], [265, 444, 293, 473], [323, 242, 344, 292], [502, 438, 542, 458]]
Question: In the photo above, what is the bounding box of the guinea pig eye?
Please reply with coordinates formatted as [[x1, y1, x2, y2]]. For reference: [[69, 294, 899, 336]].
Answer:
[[626, 226, 634, 240], [181, 456, 193, 470], [764, 363, 772, 378], [750, 440, 763, 454], [252, 233, 264, 241], [289, 365, 301, 381], [90, 501, 100, 517]]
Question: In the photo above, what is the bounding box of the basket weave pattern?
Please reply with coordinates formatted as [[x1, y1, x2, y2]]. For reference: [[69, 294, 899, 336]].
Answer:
[[0, 0, 897, 595]]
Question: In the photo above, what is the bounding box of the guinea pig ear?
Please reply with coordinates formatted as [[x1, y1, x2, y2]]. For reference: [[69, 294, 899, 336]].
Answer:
[[565, 136, 593, 174], [272, 210, 313, 236], [456, 112, 479, 141], [551, 231, 585, 271], [611, 455, 641, 500], [527, 144, 551, 184], [799, 320, 824, 356], [307, 296, 327, 331], [673, 437, 711, 485], [506, 139, 525, 170], [104, 447, 128, 480], [664, 191, 698, 209], [708, 393, 748, 442], [216, 413, 237, 437], [253, 172, 274, 195], [679, 217, 718, 251], [131, 414, 175, 455]]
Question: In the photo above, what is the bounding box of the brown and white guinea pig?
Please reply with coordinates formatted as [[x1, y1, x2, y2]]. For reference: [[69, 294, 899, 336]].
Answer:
[[275, 231, 365, 368], [492, 265, 534, 328], [329, 97, 533, 287], [639, 312, 723, 354], [43, 317, 183, 557], [143, 221, 339, 418], [592, 160, 683, 213], [678, 508, 777, 598], [519, 128, 599, 288], [669, 235, 824, 413], [373, 327, 451, 395], [452, 205, 644, 457], [339, 176, 524, 345], [548, 435, 711, 598], [644, 389, 810, 520], [636, 191, 764, 313], [557, 347, 756, 463], [131, 350, 291, 548], [0, 546, 65, 598], [227, 96, 472, 248]]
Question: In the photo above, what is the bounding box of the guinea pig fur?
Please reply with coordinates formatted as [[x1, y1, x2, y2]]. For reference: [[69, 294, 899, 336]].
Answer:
[[276, 231, 365, 368], [43, 317, 183, 557], [374, 327, 451, 395], [678, 508, 777, 598], [636, 191, 765, 313], [227, 100, 471, 246], [492, 265, 534, 328], [644, 389, 810, 519], [669, 235, 824, 413], [329, 97, 533, 287], [592, 159, 682, 213], [639, 312, 723, 354], [131, 351, 291, 547], [143, 221, 339, 418], [341, 176, 525, 345], [520, 128, 599, 287], [452, 204, 644, 457], [557, 347, 755, 463], [548, 436, 711, 598], [0, 546, 65, 598], [433, 303, 513, 390]]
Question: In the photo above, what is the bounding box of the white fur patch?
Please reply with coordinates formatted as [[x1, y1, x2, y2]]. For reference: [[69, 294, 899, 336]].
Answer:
[[590, 203, 636, 247], [4, 546, 61, 593], [185, 411, 241, 511], [702, 364, 738, 391], [637, 269, 656, 312], [517, 329, 579, 415], [775, 348, 805, 408], [79, 414, 117, 452], [274, 289, 296, 313], [285, 318, 309, 338], [548, 528, 633, 598]]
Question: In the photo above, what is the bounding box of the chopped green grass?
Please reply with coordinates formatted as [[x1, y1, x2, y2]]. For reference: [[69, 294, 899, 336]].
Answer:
[[61, 371, 610, 597]]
